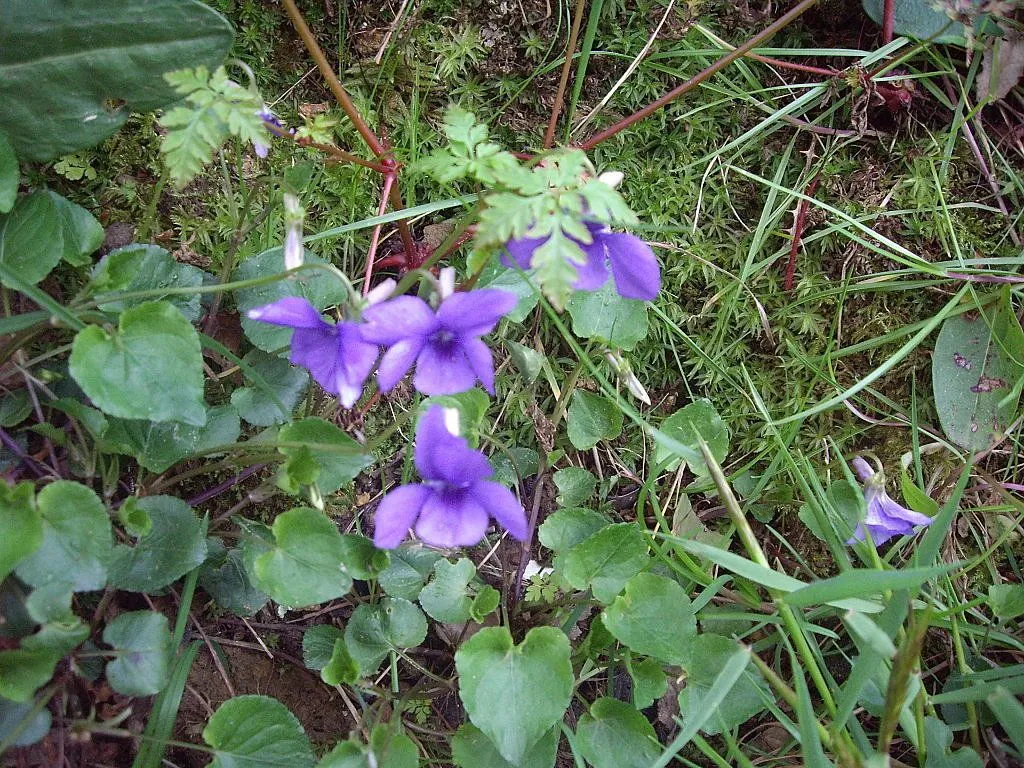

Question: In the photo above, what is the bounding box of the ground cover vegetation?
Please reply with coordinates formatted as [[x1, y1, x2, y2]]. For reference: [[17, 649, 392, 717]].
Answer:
[[1, 0, 1024, 766]]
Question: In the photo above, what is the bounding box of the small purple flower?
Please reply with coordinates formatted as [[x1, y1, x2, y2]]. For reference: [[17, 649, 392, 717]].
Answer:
[[848, 456, 933, 545], [254, 107, 286, 158], [373, 405, 527, 548], [246, 297, 378, 408], [360, 289, 517, 396], [503, 221, 661, 301]]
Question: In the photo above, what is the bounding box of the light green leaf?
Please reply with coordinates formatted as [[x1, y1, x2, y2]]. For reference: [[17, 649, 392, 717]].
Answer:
[[321, 639, 359, 687], [577, 697, 660, 768], [986, 688, 1024, 757], [0, 133, 16, 214], [0, 482, 41, 582], [91, 244, 209, 322], [378, 547, 442, 601], [566, 280, 648, 350], [567, 390, 623, 451], [47, 192, 103, 268], [233, 247, 348, 352], [538, 507, 609, 554], [0, 0, 234, 162], [277, 418, 372, 495], [782, 565, 955, 609], [476, 259, 539, 323], [470, 586, 501, 623], [101, 405, 240, 473], [419, 558, 476, 624], [489, 447, 540, 487], [103, 611, 171, 696], [203, 695, 315, 768], [561, 523, 649, 603], [922, 716, 984, 768], [338, 534, 389, 581], [602, 573, 696, 665], [455, 626, 573, 765], [0, 648, 61, 703], [451, 723, 558, 768], [987, 583, 1024, 620], [344, 598, 427, 676], [230, 350, 309, 426], [0, 191, 63, 286], [252, 507, 352, 608], [653, 400, 728, 474], [15, 481, 112, 592], [302, 625, 345, 672], [553, 467, 596, 508], [70, 300, 206, 426], [629, 657, 667, 709], [677, 635, 770, 735], [318, 725, 419, 768], [421, 389, 491, 446], [109, 496, 207, 592], [505, 340, 544, 383]]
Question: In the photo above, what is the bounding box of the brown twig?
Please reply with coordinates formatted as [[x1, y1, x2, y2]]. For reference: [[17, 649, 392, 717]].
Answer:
[[543, 0, 588, 149], [784, 174, 820, 291], [578, 0, 819, 150]]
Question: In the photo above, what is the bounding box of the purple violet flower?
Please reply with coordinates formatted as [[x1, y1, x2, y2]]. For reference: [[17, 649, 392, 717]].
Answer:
[[373, 405, 527, 548], [246, 297, 378, 408], [848, 456, 933, 545], [360, 289, 517, 396], [503, 221, 661, 301]]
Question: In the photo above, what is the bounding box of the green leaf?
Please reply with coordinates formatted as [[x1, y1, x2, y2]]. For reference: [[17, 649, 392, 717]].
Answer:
[[378, 547, 442, 601], [0, 648, 61, 702], [504, 340, 544, 383], [421, 389, 491, 445], [862, 0, 965, 43], [419, 558, 476, 624], [922, 716, 984, 768], [602, 573, 696, 665], [47, 192, 103, 268], [986, 688, 1024, 756], [561, 523, 649, 603], [344, 598, 427, 676], [0, 695, 52, 747], [109, 496, 207, 592], [252, 507, 352, 608], [0, 390, 32, 427], [277, 418, 372, 495], [566, 280, 649, 351], [102, 611, 171, 696], [15, 481, 112, 592], [198, 541, 268, 617], [490, 447, 540, 487], [302, 625, 345, 672], [0, 191, 64, 286], [0, 482, 41, 582], [629, 657, 667, 709], [203, 695, 315, 768], [321, 639, 359, 687], [0, 0, 234, 162], [783, 565, 955, 609], [987, 584, 1024, 620], [470, 586, 501, 623], [455, 626, 573, 765], [577, 697, 660, 768], [25, 583, 73, 625], [677, 635, 770, 735], [338, 534, 390, 581], [92, 245, 209, 322], [101, 405, 240, 473], [70, 300, 207, 426], [567, 391, 623, 451], [232, 247, 348, 352], [538, 507, 609, 554], [553, 467, 596, 508], [318, 725, 420, 768], [0, 133, 16, 214], [932, 305, 1022, 451], [653, 400, 729, 475], [476, 259, 539, 324], [230, 350, 309, 426], [451, 723, 558, 768], [901, 471, 939, 517]]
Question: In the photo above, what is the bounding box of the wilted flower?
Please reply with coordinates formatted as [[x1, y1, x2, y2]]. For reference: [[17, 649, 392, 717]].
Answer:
[[848, 456, 933, 545], [282, 193, 305, 271], [360, 289, 517, 396], [373, 406, 527, 548], [246, 297, 377, 408], [503, 221, 661, 301]]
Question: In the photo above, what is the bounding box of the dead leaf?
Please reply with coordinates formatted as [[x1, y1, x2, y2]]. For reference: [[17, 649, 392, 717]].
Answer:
[[978, 31, 1024, 102]]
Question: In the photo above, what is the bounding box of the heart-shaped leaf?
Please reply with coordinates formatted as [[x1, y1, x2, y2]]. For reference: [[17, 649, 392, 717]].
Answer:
[[576, 698, 660, 768], [203, 695, 314, 768], [344, 598, 427, 676], [103, 611, 171, 696], [602, 572, 697, 666], [109, 496, 207, 592]]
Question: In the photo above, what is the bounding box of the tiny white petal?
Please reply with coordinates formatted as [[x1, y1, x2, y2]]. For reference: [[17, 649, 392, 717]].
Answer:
[[364, 278, 397, 306], [439, 267, 456, 300], [598, 170, 624, 188], [284, 227, 304, 270], [442, 407, 461, 436]]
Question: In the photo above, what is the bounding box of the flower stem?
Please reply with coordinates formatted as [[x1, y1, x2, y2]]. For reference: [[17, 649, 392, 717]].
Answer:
[[543, 0, 588, 149]]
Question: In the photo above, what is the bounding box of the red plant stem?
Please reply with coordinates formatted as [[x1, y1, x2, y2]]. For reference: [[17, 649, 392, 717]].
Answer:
[[543, 0, 588, 149], [387, 177, 419, 260], [268, 123, 391, 173], [745, 52, 838, 78], [363, 173, 396, 295], [881, 0, 895, 44], [578, 0, 819, 150], [784, 175, 820, 291]]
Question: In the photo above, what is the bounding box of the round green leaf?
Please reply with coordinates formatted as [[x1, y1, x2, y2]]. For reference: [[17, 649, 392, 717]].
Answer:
[[0, 0, 234, 162], [92, 244, 209, 322], [988, 584, 1024, 620], [102, 611, 171, 696], [862, 0, 966, 43], [70, 300, 207, 426], [576, 697, 660, 768], [629, 657, 668, 710], [320, 639, 359, 687], [0, 482, 41, 583], [232, 247, 348, 352], [677, 634, 771, 735], [0, 191, 64, 286], [470, 586, 501, 623], [553, 467, 596, 508], [101, 405, 240, 473], [319, 725, 419, 768], [454, 626, 573, 765], [537, 507, 609, 554], [203, 695, 314, 768], [0, 133, 18, 214], [419, 558, 476, 624], [451, 722, 558, 768], [109, 496, 207, 592], [15, 481, 112, 592], [344, 598, 427, 676], [602, 572, 696, 665], [0, 648, 61, 703], [567, 391, 623, 451], [653, 400, 729, 474], [302, 624, 344, 671], [47, 191, 103, 268], [230, 350, 309, 426], [378, 547, 442, 601], [277, 418, 372, 495], [566, 281, 649, 351], [198, 540, 268, 617], [561, 523, 649, 603], [252, 507, 352, 608]]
